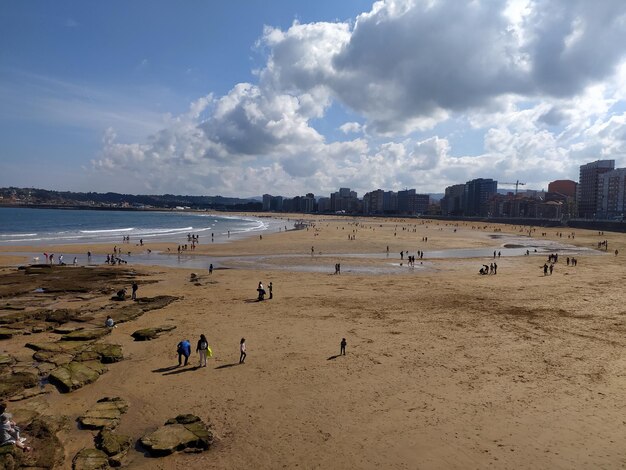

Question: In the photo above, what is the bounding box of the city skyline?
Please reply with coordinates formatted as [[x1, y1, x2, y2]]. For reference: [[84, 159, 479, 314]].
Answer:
[[2, 1, 626, 197]]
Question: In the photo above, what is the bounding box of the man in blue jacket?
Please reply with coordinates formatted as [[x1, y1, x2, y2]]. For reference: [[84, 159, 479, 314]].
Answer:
[[177, 339, 191, 366]]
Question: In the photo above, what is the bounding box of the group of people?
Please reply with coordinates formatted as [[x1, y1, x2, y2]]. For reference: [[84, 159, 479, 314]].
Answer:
[[479, 263, 498, 275], [256, 281, 273, 300], [176, 336, 247, 367], [106, 254, 128, 265]]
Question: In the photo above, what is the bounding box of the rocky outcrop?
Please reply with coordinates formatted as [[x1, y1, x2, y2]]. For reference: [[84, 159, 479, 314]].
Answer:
[[0, 371, 38, 400], [76, 344, 123, 364], [113, 296, 180, 324], [72, 448, 109, 470], [131, 325, 176, 341], [0, 354, 15, 368], [95, 429, 132, 466], [78, 397, 129, 430], [61, 328, 110, 341], [48, 361, 107, 393], [0, 327, 24, 340], [27, 340, 92, 354], [140, 414, 213, 456]]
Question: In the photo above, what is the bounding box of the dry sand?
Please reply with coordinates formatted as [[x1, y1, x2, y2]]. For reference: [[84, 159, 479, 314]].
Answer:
[[2, 216, 626, 469]]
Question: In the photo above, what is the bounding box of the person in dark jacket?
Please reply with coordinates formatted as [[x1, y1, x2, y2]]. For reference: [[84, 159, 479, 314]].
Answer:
[[196, 334, 209, 367]]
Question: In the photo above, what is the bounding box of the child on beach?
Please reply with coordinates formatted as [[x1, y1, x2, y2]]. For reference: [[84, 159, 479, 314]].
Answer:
[[239, 338, 247, 364], [0, 408, 31, 452]]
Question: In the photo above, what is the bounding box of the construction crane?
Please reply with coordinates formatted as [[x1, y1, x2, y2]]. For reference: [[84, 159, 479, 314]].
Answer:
[[499, 180, 526, 197]]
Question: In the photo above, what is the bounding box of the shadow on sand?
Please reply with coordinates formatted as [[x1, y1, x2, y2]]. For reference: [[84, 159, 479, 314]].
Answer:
[[151, 365, 180, 373], [162, 365, 201, 375], [327, 355, 342, 361], [215, 363, 241, 369], [244, 298, 264, 303]]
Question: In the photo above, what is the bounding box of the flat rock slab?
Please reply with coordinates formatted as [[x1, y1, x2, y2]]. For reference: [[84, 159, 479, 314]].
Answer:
[[0, 327, 24, 339], [131, 325, 176, 341], [75, 344, 124, 364], [114, 296, 180, 323], [0, 371, 38, 400], [96, 429, 131, 457], [78, 397, 129, 430], [49, 361, 107, 393], [0, 354, 15, 367], [140, 414, 212, 456], [62, 328, 110, 341], [27, 340, 92, 353], [72, 448, 109, 470], [33, 350, 75, 365]]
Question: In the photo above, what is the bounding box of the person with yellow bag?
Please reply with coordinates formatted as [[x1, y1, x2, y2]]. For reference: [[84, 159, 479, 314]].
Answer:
[[196, 334, 212, 367]]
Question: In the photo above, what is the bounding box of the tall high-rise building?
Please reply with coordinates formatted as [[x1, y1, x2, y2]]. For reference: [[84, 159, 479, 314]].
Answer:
[[598, 168, 626, 219], [262, 194, 272, 211], [363, 189, 385, 214], [464, 178, 497, 216], [440, 184, 465, 215], [578, 160, 614, 218]]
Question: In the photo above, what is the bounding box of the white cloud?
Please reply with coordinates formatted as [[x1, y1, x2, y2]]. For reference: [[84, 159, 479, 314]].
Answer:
[[339, 122, 362, 134], [91, 0, 626, 196]]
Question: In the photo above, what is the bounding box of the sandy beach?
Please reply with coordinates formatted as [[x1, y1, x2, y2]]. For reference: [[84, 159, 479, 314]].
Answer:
[[2, 216, 626, 469]]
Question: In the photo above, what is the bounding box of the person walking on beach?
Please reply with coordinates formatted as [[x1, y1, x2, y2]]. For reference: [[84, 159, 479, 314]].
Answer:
[[239, 338, 247, 364], [543, 263, 548, 276], [196, 334, 210, 367], [268, 282, 273, 299], [340, 338, 347, 356], [209, 264, 213, 275], [257, 282, 265, 301], [177, 339, 191, 366], [131, 282, 138, 300]]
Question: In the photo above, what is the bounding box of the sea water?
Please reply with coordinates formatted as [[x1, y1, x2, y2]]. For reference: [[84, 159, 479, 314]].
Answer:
[[0, 207, 281, 246]]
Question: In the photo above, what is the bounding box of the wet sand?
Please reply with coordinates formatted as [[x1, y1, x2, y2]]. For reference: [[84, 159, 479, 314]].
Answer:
[[1, 217, 626, 469]]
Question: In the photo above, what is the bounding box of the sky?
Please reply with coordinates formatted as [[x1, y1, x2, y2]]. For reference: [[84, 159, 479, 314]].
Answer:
[[2, 0, 626, 198]]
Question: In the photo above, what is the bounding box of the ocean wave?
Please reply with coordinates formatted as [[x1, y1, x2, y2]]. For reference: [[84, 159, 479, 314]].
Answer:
[[0, 233, 38, 237], [130, 226, 194, 234], [80, 228, 135, 234]]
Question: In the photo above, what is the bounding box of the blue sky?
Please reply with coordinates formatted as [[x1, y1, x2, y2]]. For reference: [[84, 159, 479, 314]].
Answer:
[[2, 0, 626, 197]]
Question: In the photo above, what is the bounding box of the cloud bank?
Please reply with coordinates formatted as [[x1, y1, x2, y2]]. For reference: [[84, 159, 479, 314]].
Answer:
[[94, 0, 626, 196]]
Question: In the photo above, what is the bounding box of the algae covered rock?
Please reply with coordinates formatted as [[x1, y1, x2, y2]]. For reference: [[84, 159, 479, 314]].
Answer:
[[72, 448, 109, 470], [0, 371, 38, 399], [33, 350, 74, 365], [140, 414, 212, 456], [61, 328, 110, 341], [0, 327, 23, 340], [27, 340, 92, 354], [96, 429, 131, 461], [86, 344, 123, 364], [48, 361, 107, 393], [78, 397, 129, 430], [0, 354, 15, 368], [131, 325, 176, 341]]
